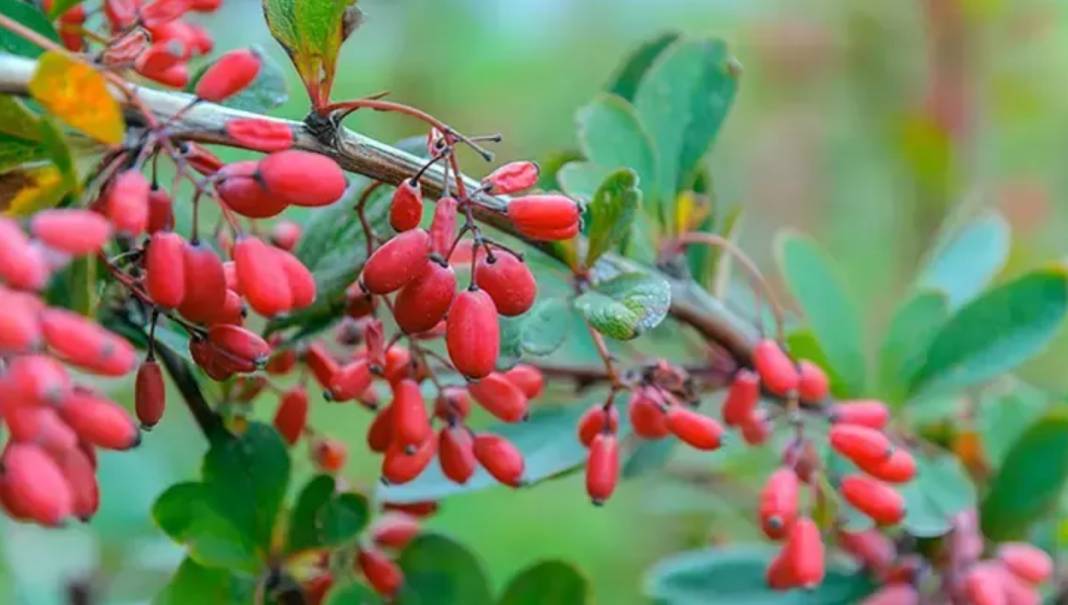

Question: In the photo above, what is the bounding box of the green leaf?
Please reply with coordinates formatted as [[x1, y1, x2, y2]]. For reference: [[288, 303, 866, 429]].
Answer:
[[378, 403, 594, 503], [287, 475, 369, 553], [634, 38, 738, 201], [607, 32, 682, 101], [584, 169, 640, 266], [910, 269, 1068, 396], [498, 560, 589, 605], [575, 271, 671, 340], [325, 581, 382, 605], [37, 116, 78, 193], [498, 298, 571, 369], [262, 0, 360, 103], [396, 534, 493, 605], [155, 557, 255, 605], [981, 411, 1068, 540], [575, 94, 656, 209], [538, 149, 583, 191], [644, 546, 874, 604], [776, 230, 866, 395], [46, 0, 83, 18], [62, 255, 97, 316], [0, 0, 59, 58], [557, 161, 613, 201], [153, 482, 261, 572], [0, 96, 42, 141], [877, 290, 949, 404], [900, 449, 976, 538], [918, 212, 1010, 310], [977, 382, 1048, 470], [188, 46, 288, 113], [0, 134, 49, 172]]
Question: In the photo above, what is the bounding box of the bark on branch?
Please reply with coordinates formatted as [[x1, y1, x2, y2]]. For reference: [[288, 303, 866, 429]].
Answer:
[[0, 52, 760, 364]]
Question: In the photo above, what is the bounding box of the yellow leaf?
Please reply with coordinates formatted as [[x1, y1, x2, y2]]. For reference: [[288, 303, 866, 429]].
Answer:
[[0, 163, 68, 216], [674, 191, 710, 234], [28, 52, 124, 145]]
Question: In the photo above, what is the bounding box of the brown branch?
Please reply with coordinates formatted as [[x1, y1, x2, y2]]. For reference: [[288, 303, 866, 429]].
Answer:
[[0, 52, 761, 365]]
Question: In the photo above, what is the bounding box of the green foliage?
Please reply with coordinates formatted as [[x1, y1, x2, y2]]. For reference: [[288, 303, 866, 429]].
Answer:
[[644, 546, 873, 604], [910, 268, 1068, 396], [498, 560, 590, 605], [397, 534, 494, 605], [607, 32, 682, 102], [917, 211, 1010, 310], [156, 558, 255, 605], [776, 230, 866, 396], [584, 169, 641, 266], [498, 298, 570, 369], [262, 0, 360, 102], [900, 449, 976, 537], [575, 271, 671, 340], [575, 95, 656, 210], [0, 0, 58, 58], [877, 290, 949, 404], [981, 411, 1068, 540], [325, 582, 382, 604], [45, 0, 82, 18], [977, 382, 1048, 470], [188, 46, 288, 113], [288, 475, 369, 552]]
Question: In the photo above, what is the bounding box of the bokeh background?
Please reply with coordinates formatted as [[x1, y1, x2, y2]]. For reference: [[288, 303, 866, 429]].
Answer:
[[5, 0, 1068, 603]]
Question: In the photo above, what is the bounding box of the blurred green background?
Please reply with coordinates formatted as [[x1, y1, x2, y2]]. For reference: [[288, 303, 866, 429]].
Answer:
[[5, 0, 1068, 603]]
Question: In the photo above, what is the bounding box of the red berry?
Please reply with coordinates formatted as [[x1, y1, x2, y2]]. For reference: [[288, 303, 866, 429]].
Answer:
[[586, 433, 619, 505], [506, 194, 581, 241], [326, 359, 372, 402], [135, 359, 166, 429], [503, 363, 543, 399], [381, 500, 438, 518], [765, 550, 797, 591], [781, 517, 824, 588], [473, 434, 524, 487], [861, 582, 918, 605], [141, 61, 189, 88], [829, 425, 893, 467], [390, 180, 423, 232], [258, 150, 347, 207], [139, 0, 191, 28], [4, 405, 77, 454], [438, 425, 477, 485], [177, 242, 228, 324], [274, 248, 316, 310], [838, 529, 896, 574], [382, 434, 436, 484], [59, 390, 140, 450], [577, 404, 619, 447], [54, 446, 99, 521], [0, 218, 48, 290], [752, 339, 798, 396], [357, 548, 403, 597], [270, 220, 302, 251], [106, 169, 150, 236], [103, 0, 138, 31], [759, 468, 799, 540], [41, 308, 137, 376], [394, 261, 456, 334], [208, 324, 271, 366], [964, 562, 1008, 605], [225, 118, 294, 152], [274, 386, 308, 446], [304, 342, 339, 390], [372, 512, 421, 549], [475, 253, 536, 317], [446, 289, 500, 379], [265, 346, 297, 375], [146, 231, 187, 308], [0, 288, 42, 353], [1, 443, 72, 526], [312, 438, 347, 473], [998, 543, 1052, 584], [721, 369, 760, 426], [362, 229, 431, 294], [234, 237, 292, 317], [135, 41, 186, 77], [196, 48, 261, 102], [429, 196, 458, 256], [383, 346, 414, 383], [147, 185, 175, 233], [189, 0, 221, 11], [483, 161, 539, 195], [739, 410, 772, 445], [6, 354, 70, 404], [858, 448, 915, 484], [434, 387, 471, 422], [628, 387, 670, 439], [367, 405, 394, 453], [840, 474, 905, 525], [468, 372, 528, 423], [666, 406, 723, 450], [829, 400, 890, 430], [184, 142, 224, 176], [797, 360, 828, 403], [391, 379, 430, 449], [31, 209, 111, 255], [189, 337, 234, 380], [216, 160, 288, 218]]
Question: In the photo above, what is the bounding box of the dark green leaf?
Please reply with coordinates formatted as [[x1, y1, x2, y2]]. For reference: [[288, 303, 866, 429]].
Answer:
[[0, 134, 48, 172], [498, 560, 589, 605], [63, 255, 97, 316], [287, 475, 335, 552], [262, 0, 359, 103], [911, 269, 1068, 396], [37, 116, 77, 192], [607, 32, 682, 101], [584, 169, 640, 266], [0, 0, 59, 58], [574, 271, 671, 340], [900, 449, 975, 538], [379, 403, 594, 503], [634, 38, 738, 201], [155, 557, 255, 605], [325, 581, 382, 605], [575, 94, 656, 209], [776, 230, 866, 395], [977, 382, 1048, 470], [152, 482, 261, 572], [396, 534, 493, 605], [644, 546, 873, 604], [877, 290, 948, 404], [622, 438, 675, 479], [918, 212, 1010, 310], [318, 493, 369, 546], [0, 96, 42, 141], [188, 46, 288, 113], [46, 0, 82, 18], [498, 298, 571, 369], [981, 411, 1068, 540]]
